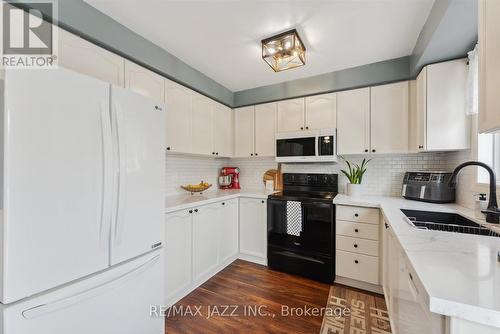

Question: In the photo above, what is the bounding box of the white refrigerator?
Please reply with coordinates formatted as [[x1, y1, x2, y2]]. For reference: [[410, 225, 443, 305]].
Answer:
[[0, 68, 165, 333]]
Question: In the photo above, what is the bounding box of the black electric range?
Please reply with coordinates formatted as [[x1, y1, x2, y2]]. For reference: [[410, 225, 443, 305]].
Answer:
[[267, 173, 338, 283]]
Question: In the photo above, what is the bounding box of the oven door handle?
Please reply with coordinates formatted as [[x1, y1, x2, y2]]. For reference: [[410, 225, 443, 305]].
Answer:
[[301, 202, 333, 208]]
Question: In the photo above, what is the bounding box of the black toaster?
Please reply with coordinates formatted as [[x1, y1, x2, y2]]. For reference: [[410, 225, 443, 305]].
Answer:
[[402, 171, 456, 203]]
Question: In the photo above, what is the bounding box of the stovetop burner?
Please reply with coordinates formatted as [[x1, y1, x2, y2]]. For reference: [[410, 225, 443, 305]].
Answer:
[[268, 173, 338, 203]]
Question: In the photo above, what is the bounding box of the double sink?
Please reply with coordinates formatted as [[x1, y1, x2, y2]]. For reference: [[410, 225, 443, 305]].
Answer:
[[401, 209, 500, 238]]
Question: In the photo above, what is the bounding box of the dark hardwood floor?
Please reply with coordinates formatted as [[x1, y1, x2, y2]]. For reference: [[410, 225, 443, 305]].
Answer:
[[165, 260, 385, 334]]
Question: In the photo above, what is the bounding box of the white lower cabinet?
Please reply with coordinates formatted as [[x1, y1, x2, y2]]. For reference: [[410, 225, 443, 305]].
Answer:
[[335, 205, 381, 290], [164, 198, 239, 305], [239, 197, 267, 264], [218, 199, 239, 263], [383, 222, 445, 334], [336, 250, 379, 285], [164, 210, 192, 305], [192, 203, 220, 281]]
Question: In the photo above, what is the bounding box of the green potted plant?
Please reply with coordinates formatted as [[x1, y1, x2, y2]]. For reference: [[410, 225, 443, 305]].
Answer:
[[340, 157, 371, 197]]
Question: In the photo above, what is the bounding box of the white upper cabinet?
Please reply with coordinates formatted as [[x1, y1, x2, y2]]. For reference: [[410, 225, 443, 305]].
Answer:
[[213, 103, 233, 158], [191, 93, 215, 156], [277, 98, 305, 132], [370, 82, 409, 154], [409, 74, 427, 152], [479, 0, 500, 133], [165, 80, 192, 153], [305, 93, 337, 130], [124, 60, 164, 102], [234, 106, 255, 157], [58, 29, 124, 86], [337, 88, 371, 155], [412, 59, 470, 152], [254, 103, 277, 157]]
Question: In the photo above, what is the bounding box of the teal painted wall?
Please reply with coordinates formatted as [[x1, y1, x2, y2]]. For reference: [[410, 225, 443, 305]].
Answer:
[[233, 57, 410, 107], [410, 0, 477, 76]]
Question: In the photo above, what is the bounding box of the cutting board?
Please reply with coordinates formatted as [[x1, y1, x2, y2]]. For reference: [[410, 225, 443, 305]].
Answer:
[[263, 169, 277, 185]]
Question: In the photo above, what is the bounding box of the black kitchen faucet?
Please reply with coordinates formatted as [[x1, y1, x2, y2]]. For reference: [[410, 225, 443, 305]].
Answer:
[[449, 161, 500, 224]]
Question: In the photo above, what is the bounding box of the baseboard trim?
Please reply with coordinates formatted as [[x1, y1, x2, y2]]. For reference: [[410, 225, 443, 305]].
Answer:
[[238, 253, 267, 266], [335, 276, 383, 295]]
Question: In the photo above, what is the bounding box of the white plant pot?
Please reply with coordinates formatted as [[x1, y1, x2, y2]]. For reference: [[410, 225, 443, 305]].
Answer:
[[346, 183, 364, 197]]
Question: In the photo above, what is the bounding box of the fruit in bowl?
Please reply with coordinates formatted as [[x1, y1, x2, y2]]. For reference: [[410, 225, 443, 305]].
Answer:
[[181, 181, 212, 194]]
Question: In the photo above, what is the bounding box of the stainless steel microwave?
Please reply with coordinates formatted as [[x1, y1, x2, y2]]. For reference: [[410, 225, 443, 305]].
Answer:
[[275, 129, 337, 163]]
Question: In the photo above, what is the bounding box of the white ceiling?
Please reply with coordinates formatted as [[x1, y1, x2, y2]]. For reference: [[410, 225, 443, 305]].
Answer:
[[84, 0, 435, 92]]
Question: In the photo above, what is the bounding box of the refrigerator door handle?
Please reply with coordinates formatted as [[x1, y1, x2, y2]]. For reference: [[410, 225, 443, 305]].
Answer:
[[111, 103, 126, 245], [21, 255, 160, 319], [100, 101, 113, 248]]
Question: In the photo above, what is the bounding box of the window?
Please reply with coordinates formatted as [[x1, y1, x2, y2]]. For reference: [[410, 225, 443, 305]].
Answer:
[[477, 132, 500, 184]]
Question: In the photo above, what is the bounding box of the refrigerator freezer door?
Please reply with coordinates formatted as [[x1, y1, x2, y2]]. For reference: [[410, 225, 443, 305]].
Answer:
[[2, 69, 112, 303], [1, 251, 164, 334], [110, 87, 165, 265]]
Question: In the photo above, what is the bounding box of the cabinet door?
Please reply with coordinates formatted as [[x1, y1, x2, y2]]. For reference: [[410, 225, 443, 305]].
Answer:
[[479, 0, 500, 133], [370, 82, 409, 154], [234, 106, 255, 157], [277, 98, 305, 132], [387, 230, 400, 331], [305, 93, 337, 130], [337, 88, 370, 154], [165, 210, 192, 304], [191, 93, 215, 155], [124, 60, 164, 102], [239, 198, 267, 260], [213, 103, 233, 157], [192, 204, 220, 281], [218, 199, 239, 263], [165, 80, 192, 153], [413, 71, 427, 152], [58, 29, 124, 86], [426, 60, 469, 151], [382, 221, 391, 309], [255, 102, 276, 157]]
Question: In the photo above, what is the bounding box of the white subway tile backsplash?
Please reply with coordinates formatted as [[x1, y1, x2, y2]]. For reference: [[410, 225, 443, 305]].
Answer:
[[166, 151, 464, 198]]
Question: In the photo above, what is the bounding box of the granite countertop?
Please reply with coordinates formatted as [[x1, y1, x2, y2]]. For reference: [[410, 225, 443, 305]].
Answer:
[[165, 189, 274, 213], [334, 194, 500, 328]]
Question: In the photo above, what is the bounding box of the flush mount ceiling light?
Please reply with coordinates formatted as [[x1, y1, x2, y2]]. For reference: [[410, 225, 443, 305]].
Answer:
[[261, 29, 306, 72]]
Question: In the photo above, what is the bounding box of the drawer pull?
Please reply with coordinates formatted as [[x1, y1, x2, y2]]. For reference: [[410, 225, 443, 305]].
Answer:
[[354, 260, 359, 264], [355, 213, 359, 217], [355, 228, 359, 233], [354, 244, 358, 248]]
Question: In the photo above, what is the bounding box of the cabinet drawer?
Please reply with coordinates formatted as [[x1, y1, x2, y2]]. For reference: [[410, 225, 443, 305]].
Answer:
[[337, 205, 379, 224], [336, 220, 379, 240], [336, 250, 379, 285], [336, 235, 379, 256]]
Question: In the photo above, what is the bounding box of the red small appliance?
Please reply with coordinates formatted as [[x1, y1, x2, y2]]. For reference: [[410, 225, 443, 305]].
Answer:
[[219, 167, 240, 189]]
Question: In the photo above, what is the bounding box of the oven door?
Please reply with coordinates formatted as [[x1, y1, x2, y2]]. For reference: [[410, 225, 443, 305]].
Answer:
[[267, 198, 334, 256]]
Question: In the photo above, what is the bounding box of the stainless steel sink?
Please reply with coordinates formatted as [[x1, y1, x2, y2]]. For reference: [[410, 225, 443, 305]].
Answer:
[[401, 209, 500, 237]]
